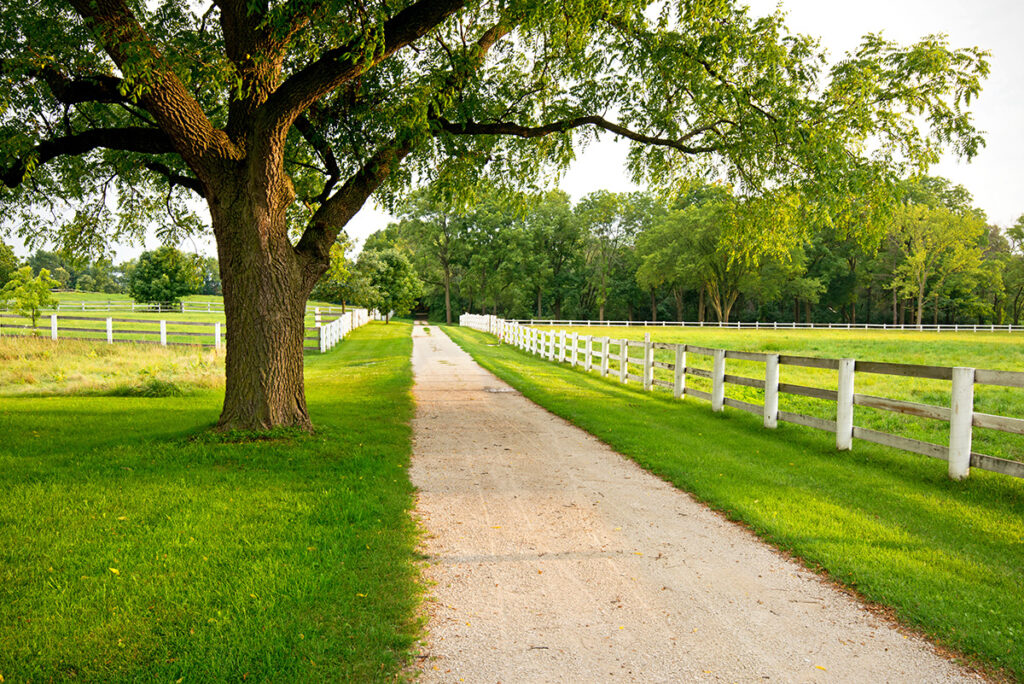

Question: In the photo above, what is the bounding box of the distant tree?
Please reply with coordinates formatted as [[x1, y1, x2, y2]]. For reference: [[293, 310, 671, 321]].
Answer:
[[76, 274, 97, 292], [194, 256, 222, 296], [358, 248, 422, 323], [892, 205, 986, 326], [311, 237, 356, 310], [0, 266, 59, 330], [0, 241, 18, 287], [128, 246, 199, 306], [51, 266, 71, 289]]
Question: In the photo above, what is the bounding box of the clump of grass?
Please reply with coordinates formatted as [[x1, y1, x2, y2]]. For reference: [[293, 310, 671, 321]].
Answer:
[[110, 378, 186, 397]]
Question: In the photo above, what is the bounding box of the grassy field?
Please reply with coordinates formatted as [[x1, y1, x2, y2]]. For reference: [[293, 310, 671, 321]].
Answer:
[[445, 325, 1024, 679], [533, 325, 1024, 465], [0, 322, 423, 681]]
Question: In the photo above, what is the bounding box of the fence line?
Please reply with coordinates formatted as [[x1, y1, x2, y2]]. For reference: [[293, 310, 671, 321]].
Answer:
[[511, 318, 1021, 333], [0, 308, 372, 352], [0, 300, 359, 315], [460, 313, 1024, 481]]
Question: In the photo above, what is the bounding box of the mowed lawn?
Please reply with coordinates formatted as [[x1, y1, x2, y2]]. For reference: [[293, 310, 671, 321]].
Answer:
[[537, 325, 1024, 464], [0, 322, 422, 681], [445, 325, 1024, 679]]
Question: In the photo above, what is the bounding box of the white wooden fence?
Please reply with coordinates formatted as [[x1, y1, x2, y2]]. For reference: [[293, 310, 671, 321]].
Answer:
[[316, 309, 369, 352], [511, 318, 1022, 333], [0, 308, 371, 352], [1, 299, 359, 315], [459, 313, 1024, 481]]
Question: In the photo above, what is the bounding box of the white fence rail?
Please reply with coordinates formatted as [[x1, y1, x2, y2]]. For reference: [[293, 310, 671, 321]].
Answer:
[[1, 308, 371, 352], [0, 299, 360, 315], [316, 308, 369, 352], [511, 318, 1022, 333], [459, 313, 1024, 481]]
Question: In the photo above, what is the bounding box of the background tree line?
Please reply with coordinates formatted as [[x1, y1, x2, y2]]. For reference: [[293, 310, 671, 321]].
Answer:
[[0, 244, 222, 304], [322, 176, 1023, 326]]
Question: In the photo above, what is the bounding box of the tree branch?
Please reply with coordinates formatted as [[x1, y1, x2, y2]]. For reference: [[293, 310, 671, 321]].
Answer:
[[1, 127, 174, 189], [261, 0, 466, 136], [294, 141, 413, 277], [435, 116, 720, 154], [67, 0, 238, 171], [293, 113, 341, 204], [142, 161, 205, 196]]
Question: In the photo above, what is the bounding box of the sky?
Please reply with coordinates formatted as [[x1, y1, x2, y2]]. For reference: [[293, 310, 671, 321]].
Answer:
[[9, 0, 1022, 260]]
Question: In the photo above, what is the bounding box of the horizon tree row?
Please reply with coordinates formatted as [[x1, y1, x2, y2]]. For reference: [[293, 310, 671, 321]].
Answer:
[[347, 177, 1023, 326]]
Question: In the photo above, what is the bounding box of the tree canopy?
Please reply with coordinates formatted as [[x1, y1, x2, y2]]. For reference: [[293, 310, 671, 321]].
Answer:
[[0, 0, 991, 430]]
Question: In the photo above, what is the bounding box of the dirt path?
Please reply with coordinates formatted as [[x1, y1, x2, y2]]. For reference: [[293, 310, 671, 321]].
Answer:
[[409, 324, 977, 683]]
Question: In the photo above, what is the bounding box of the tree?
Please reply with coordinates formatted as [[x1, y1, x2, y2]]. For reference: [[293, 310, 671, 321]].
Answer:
[[128, 246, 199, 306], [393, 191, 468, 324], [357, 248, 422, 323], [892, 205, 986, 327], [195, 256, 223, 296], [0, 266, 59, 330], [76, 274, 97, 292], [0, 241, 18, 288], [51, 267, 71, 289], [310, 237, 357, 310], [0, 0, 988, 430]]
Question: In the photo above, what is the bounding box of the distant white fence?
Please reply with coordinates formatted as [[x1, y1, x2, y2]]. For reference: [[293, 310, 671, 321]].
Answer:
[[512, 318, 1022, 333], [460, 313, 1024, 481], [315, 309, 369, 353], [0, 308, 372, 353], [0, 299, 358, 315]]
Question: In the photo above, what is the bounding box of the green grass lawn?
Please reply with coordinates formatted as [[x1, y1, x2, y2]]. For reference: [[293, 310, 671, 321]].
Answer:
[[0, 321, 422, 682], [445, 325, 1024, 679], [532, 325, 1024, 465]]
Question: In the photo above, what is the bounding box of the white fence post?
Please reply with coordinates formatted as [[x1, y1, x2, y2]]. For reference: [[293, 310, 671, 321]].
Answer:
[[106, 317, 113, 344], [674, 344, 686, 399], [764, 354, 779, 428], [51, 314, 58, 341], [570, 332, 578, 367], [558, 330, 566, 363], [160, 320, 167, 346], [619, 340, 628, 383], [836, 358, 855, 450], [214, 321, 222, 350], [948, 367, 976, 480], [584, 336, 593, 372], [711, 349, 725, 411], [643, 332, 653, 391], [600, 337, 610, 377]]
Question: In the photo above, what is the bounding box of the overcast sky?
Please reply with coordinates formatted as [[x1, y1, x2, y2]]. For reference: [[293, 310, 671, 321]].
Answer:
[[10, 0, 1022, 260]]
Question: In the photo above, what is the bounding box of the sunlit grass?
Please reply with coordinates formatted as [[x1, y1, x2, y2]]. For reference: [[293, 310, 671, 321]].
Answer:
[[446, 324, 1024, 679], [536, 325, 1024, 464], [0, 322, 421, 681]]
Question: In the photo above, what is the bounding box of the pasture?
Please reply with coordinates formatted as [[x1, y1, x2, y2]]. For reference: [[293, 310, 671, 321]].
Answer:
[[0, 322, 422, 681], [446, 324, 1024, 679]]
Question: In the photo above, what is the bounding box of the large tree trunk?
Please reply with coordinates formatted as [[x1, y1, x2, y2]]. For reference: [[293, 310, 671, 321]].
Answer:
[[698, 285, 706, 323], [537, 285, 543, 318], [650, 288, 657, 322], [211, 189, 320, 432]]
